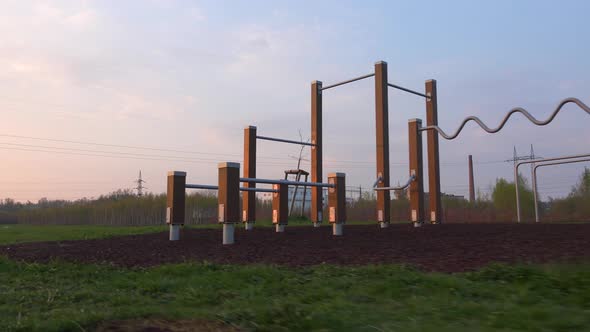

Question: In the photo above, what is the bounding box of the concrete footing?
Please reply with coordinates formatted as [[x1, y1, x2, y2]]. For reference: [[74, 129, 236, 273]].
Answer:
[[332, 223, 343, 236], [169, 224, 180, 241], [379, 222, 389, 228], [244, 222, 254, 230], [313, 222, 321, 228], [413, 221, 423, 228], [223, 223, 235, 245], [275, 224, 285, 233]]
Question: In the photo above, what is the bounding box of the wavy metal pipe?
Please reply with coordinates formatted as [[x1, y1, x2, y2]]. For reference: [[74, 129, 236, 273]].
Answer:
[[420, 98, 590, 140]]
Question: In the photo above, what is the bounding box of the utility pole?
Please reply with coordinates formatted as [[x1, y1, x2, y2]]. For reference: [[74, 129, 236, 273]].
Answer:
[[468, 155, 475, 202], [134, 170, 147, 196]]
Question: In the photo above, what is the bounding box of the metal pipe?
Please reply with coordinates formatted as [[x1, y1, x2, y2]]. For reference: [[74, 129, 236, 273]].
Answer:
[[515, 152, 590, 222], [240, 177, 335, 188], [387, 83, 429, 99], [533, 158, 590, 222], [374, 175, 415, 191], [320, 73, 375, 91], [256, 135, 315, 147], [421, 97, 590, 140], [186, 184, 278, 193], [186, 184, 218, 190]]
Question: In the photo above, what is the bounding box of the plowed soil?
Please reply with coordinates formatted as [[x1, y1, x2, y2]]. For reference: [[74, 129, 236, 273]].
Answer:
[[2, 223, 589, 273]]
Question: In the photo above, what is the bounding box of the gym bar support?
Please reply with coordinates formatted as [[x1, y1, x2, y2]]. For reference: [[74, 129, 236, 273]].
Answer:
[[218, 162, 240, 244], [408, 119, 425, 227], [243, 126, 256, 230], [272, 183, 289, 232], [166, 171, 186, 241], [311, 80, 323, 227], [425, 80, 442, 224], [328, 172, 346, 235], [375, 61, 391, 228]]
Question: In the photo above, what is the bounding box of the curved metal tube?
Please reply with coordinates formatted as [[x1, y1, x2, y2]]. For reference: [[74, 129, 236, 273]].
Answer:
[[420, 98, 590, 140], [374, 175, 415, 191]]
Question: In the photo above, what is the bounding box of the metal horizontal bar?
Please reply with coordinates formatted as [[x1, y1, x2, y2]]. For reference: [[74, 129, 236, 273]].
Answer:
[[321, 73, 375, 91], [186, 184, 278, 193], [516, 153, 590, 170], [535, 158, 590, 170], [186, 184, 218, 190], [256, 135, 315, 147], [240, 187, 278, 193], [240, 177, 334, 188], [374, 175, 415, 191], [387, 83, 429, 99]]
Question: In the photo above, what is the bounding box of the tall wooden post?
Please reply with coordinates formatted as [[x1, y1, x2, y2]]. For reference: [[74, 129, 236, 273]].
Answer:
[[468, 155, 475, 202], [425, 79, 442, 224], [311, 80, 323, 226], [408, 119, 425, 227], [218, 162, 240, 245], [375, 61, 390, 227], [243, 126, 257, 229]]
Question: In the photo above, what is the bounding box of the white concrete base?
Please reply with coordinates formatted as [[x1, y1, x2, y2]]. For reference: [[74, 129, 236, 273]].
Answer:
[[413, 221, 423, 228], [332, 223, 343, 236], [223, 223, 235, 245], [244, 222, 254, 230], [275, 224, 285, 233], [169, 224, 180, 241], [313, 222, 321, 228], [379, 222, 389, 229]]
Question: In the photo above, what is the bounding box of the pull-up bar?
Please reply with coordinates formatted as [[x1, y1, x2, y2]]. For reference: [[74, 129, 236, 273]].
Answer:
[[387, 83, 430, 99], [256, 135, 315, 146], [321, 73, 375, 91], [240, 177, 335, 188], [186, 183, 278, 193]]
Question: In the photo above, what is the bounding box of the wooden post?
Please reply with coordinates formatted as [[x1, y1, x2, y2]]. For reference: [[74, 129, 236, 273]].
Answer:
[[166, 171, 186, 225], [218, 162, 240, 244], [272, 183, 289, 232], [328, 173, 346, 235], [243, 126, 257, 229], [408, 119, 425, 227], [425, 79, 442, 224], [375, 61, 390, 227], [311, 80, 323, 226]]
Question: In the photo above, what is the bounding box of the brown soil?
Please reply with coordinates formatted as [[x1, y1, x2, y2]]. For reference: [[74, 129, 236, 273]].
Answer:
[[1, 223, 589, 273]]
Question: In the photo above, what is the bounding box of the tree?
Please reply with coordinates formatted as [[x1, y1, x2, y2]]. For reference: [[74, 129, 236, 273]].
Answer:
[[491, 174, 534, 221]]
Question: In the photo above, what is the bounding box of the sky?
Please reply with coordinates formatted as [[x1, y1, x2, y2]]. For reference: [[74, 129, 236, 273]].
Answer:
[[1, 0, 589, 202]]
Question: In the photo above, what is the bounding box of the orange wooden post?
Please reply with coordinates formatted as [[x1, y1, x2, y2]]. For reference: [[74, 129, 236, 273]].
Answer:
[[243, 126, 257, 229], [218, 162, 240, 244], [272, 183, 289, 232], [328, 172, 346, 235], [166, 171, 186, 240], [408, 119, 425, 227], [425, 80, 442, 224], [311, 80, 323, 226], [375, 61, 391, 228]]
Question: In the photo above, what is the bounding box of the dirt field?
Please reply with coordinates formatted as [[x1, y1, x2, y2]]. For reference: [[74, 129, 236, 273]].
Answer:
[[1, 223, 589, 273]]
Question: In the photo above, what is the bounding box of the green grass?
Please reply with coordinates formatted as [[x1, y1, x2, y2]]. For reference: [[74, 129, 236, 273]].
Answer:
[[0, 258, 589, 331]]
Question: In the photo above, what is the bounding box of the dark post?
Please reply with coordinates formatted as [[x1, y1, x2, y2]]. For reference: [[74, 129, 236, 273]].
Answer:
[[243, 125, 257, 229], [425, 79, 442, 224], [408, 119, 425, 227], [218, 162, 240, 244], [328, 172, 346, 235], [166, 171, 186, 240], [272, 183, 289, 232], [468, 155, 476, 202], [311, 80, 323, 226], [375, 61, 390, 227]]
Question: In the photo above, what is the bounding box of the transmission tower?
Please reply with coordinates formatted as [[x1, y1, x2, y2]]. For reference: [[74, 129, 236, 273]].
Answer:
[[134, 170, 147, 196]]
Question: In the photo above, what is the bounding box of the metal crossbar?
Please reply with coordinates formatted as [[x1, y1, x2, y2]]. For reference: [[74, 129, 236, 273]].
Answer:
[[373, 175, 415, 191], [256, 135, 315, 146], [186, 184, 278, 193], [421, 98, 590, 140], [240, 177, 334, 188], [321, 73, 375, 91], [387, 83, 429, 99]]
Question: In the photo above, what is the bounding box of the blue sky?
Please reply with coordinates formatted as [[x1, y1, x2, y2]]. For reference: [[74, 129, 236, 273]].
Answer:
[[1, 0, 589, 202]]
